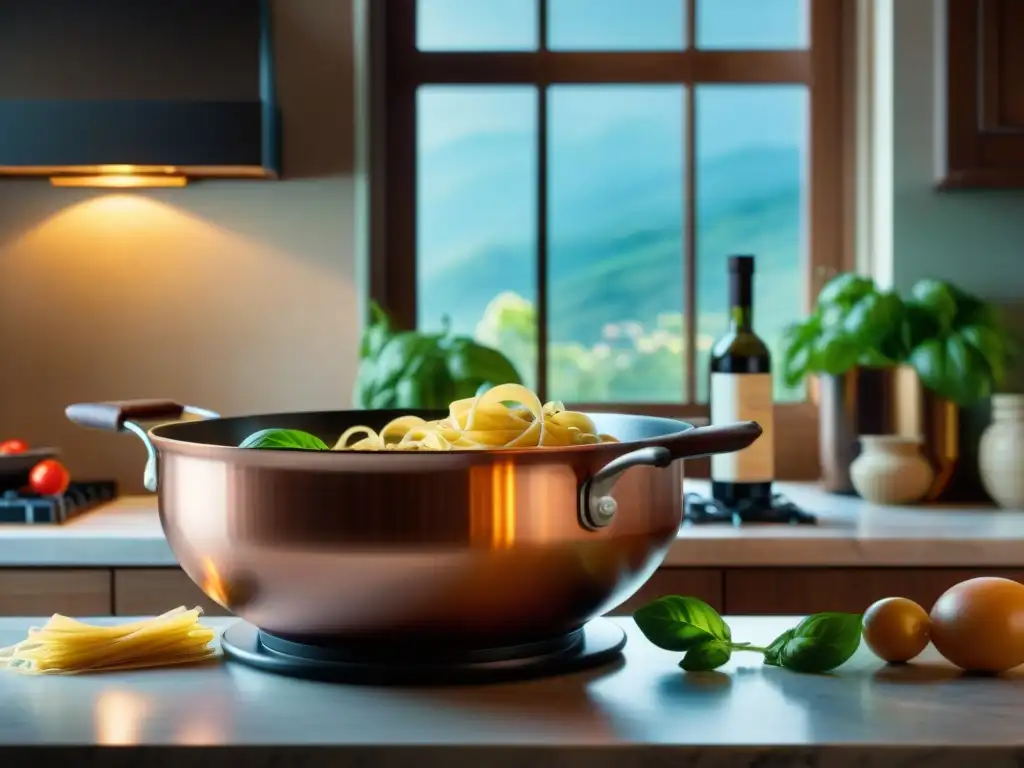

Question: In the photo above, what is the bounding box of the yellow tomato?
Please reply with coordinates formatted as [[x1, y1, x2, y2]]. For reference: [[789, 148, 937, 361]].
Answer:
[[930, 577, 1024, 673], [862, 597, 930, 663]]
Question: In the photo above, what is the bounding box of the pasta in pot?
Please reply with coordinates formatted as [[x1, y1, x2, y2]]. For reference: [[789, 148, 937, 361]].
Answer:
[[334, 383, 619, 451]]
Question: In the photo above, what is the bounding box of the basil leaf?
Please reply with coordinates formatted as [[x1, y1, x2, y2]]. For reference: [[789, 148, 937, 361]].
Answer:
[[909, 278, 958, 333], [780, 318, 820, 388], [816, 273, 876, 310], [762, 628, 794, 668], [633, 596, 731, 652], [812, 327, 861, 376], [770, 613, 863, 674], [239, 429, 329, 451], [360, 301, 394, 360], [842, 290, 902, 346], [679, 638, 732, 672], [960, 324, 1008, 388], [444, 340, 522, 393], [909, 336, 991, 406]]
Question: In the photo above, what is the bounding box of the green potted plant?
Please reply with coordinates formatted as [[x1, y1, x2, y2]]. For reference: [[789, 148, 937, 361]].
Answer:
[[354, 301, 523, 410], [782, 274, 1012, 497]]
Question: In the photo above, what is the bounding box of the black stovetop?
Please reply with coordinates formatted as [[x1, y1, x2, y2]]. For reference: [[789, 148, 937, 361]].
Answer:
[[0, 481, 118, 524], [683, 492, 817, 526]]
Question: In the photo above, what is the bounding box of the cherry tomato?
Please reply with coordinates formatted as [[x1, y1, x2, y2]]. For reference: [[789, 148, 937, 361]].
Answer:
[[29, 460, 71, 496], [0, 439, 29, 455]]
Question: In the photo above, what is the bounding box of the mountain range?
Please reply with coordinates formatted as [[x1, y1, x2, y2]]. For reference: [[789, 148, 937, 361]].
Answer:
[[417, 121, 806, 350]]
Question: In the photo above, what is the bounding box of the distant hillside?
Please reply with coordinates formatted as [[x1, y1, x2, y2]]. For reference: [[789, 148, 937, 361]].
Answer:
[[418, 141, 805, 348]]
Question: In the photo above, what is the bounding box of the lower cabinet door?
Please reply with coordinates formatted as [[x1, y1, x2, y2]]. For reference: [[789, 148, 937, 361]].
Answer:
[[0, 569, 111, 616], [114, 568, 233, 617]]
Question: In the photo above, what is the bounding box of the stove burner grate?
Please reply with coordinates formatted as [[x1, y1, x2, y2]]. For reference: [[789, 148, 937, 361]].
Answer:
[[683, 491, 817, 526], [221, 619, 627, 685], [0, 481, 118, 524]]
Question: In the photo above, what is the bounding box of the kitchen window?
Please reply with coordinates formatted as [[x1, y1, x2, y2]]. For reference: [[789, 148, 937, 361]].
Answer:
[[368, 0, 853, 478]]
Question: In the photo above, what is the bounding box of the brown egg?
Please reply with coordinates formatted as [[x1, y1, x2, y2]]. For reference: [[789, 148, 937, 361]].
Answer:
[[862, 597, 931, 663], [929, 577, 1024, 673]]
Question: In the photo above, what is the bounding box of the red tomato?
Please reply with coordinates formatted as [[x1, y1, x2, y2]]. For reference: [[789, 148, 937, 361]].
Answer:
[[29, 460, 71, 496], [0, 439, 29, 455]]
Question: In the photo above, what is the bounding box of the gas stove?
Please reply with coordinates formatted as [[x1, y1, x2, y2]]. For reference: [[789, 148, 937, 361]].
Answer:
[[0, 481, 118, 524], [683, 491, 817, 526]]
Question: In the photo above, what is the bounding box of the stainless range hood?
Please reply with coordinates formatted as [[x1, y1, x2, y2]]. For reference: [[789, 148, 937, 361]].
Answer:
[[0, 0, 280, 188]]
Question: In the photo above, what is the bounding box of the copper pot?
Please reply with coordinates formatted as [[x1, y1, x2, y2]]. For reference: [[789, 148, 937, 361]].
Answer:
[[66, 399, 760, 645]]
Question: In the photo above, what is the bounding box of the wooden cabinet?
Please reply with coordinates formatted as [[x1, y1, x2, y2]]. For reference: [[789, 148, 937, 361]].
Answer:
[[113, 568, 232, 617], [607, 567, 1024, 616], [0, 569, 110, 616], [942, 0, 1024, 188], [725, 568, 1024, 615], [607, 569, 723, 616], [0, 565, 1018, 619]]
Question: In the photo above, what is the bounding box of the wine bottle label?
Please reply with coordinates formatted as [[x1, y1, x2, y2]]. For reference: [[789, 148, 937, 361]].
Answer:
[[710, 373, 775, 482]]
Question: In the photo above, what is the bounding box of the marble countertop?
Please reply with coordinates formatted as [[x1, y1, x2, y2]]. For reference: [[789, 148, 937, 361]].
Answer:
[[0, 616, 1019, 767], [0, 482, 1021, 569], [667, 481, 1024, 567]]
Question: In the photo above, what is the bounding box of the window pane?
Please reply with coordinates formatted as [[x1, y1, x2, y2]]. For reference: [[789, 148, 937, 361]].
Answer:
[[547, 0, 685, 51], [417, 0, 538, 51], [416, 86, 539, 390], [695, 85, 808, 403], [696, 0, 807, 49], [548, 85, 685, 403]]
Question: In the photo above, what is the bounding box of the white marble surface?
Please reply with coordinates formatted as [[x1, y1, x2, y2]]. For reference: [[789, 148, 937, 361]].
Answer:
[[0, 616, 1020, 767], [0, 482, 1021, 569], [0, 497, 176, 566], [668, 481, 1024, 567]]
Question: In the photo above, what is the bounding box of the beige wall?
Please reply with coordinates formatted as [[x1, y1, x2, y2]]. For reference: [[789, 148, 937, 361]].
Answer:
[[0, 0, 360, 493]]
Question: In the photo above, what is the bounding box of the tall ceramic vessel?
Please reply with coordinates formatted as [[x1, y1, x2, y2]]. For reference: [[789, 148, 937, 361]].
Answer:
[[979, 394, 1024, 508]]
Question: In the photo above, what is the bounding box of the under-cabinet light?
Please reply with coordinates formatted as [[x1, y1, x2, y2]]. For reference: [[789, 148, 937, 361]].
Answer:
[[50, 174, 188, 189]]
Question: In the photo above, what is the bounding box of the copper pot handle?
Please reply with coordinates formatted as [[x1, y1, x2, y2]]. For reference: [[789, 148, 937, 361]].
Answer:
[[66, 400, 220, 492], [579, 421, 762, 531]]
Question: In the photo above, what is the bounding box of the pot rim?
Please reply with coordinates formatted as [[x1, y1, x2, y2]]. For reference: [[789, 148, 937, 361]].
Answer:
[[148, 409, 697, 466]]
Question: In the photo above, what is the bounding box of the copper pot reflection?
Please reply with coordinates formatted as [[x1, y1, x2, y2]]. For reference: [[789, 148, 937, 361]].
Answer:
[[819, 365, 958, 500]]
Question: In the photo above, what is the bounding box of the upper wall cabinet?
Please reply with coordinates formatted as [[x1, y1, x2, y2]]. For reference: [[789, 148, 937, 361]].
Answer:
[[0, 0, 281, 187], [941, 0, 1024, 189]]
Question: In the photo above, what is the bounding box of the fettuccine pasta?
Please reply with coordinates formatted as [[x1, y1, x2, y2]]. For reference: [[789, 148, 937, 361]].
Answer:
[[0, 606, 218, 675], [335, 383, 619, 451]]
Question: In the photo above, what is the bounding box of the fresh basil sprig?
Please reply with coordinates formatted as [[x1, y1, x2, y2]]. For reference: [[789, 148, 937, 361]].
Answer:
[[680, 638, 733, 672], [239, 429, 329, 451], [762, 612, 863, 673], [634, 596, 862, 674], [633, 595, 731, 651]]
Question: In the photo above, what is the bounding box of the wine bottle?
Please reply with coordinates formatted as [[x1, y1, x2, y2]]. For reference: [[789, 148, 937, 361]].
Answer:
[[709, 255, 775, 507]]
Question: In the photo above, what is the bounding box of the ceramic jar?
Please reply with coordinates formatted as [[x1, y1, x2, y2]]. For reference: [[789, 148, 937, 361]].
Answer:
[[979, 394, 1024, 508], [850, 435, 935, 505]]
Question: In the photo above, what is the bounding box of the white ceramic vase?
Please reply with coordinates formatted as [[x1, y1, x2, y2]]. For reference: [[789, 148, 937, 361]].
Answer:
[[850, 435, 934, 505], [979, 394, 1024, 509]]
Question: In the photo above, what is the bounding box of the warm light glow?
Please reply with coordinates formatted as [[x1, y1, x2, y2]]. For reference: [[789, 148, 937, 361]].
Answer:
[[0, 164, 272, 179], [96, 165, 178, 175], [491, 461, 516, 549], [94, 689, 149, 745], [202, 557, 231, 609], [50, 174, 188, 189]]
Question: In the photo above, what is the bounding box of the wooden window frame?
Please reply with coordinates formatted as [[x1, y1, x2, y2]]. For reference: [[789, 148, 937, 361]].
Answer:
[[367, 0, 856, 479]]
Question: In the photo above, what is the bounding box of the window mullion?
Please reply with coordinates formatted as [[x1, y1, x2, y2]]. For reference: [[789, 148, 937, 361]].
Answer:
[[684, 0, 697, 404], [536, 0, 550, 400], [684, 85, 697, 404]]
